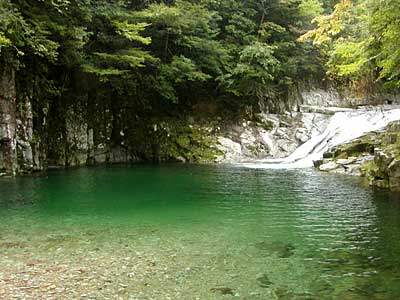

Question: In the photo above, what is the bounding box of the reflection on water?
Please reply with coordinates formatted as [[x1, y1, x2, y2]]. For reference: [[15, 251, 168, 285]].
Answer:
[[0, 165, 399, 299]]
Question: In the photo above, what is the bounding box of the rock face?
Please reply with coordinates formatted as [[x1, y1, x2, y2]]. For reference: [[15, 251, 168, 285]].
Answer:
[[1, 72, 399, 175], [316, 155, 373, 176], [16, 97, 35, 172], [0, 64, 40, 175], [215, 112, 329, 163], [0, 64, 17, 175], [317, 121, 400, 191], [290, 80, 400, 110]]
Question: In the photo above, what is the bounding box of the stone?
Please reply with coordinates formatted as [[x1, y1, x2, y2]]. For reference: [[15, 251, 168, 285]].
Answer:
[[344, 164, 362, 176], [210, 287, 234, 295], [109, 146, 132, 164], [300, 105, 353, 115], [389, 177, 400, 191], [255, 241, 295, 258], [319, 161, 339, 171], [375, 179, 390, 189], [323, 151, 334, 159], [300, 85, 345, 107], [257, 274, 273, 288], [94, 150, 107, 164], [65, 108, 89, 166], [330, 165, 349, 175], [215, 110, 331, 163], [337, 157, 357, 165], [374, 150, 394, 172], [176, 156, 186, 163], [216, 137, 242, 163], [313, 160, 324, 168], [295, 128, 310, 143], [0, 64, 17, 174], [388, 159, 400, 178]]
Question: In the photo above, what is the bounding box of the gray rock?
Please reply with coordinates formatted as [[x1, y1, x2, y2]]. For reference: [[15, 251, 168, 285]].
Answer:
[[337, 157, 357, 165], [109, 146, 133, 164], [389, 177, 400, 191], [375, 150, 394, 172], [313, 160, 324, 168], [343, 164, 362, 176], [330, 165, 347, 174], [319, 161, 339, 171], [176, 156, 186, 163], [216, 111, 332, 163], [216, 137, 242, 163], [300, 87, 344, 107], [388, 159, 400, 178]]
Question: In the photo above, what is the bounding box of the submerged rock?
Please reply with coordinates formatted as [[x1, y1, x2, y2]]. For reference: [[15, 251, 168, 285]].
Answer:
[[257, 274, 273, 288], [210, 287, 235, 295], [255, 241, 295, 258]]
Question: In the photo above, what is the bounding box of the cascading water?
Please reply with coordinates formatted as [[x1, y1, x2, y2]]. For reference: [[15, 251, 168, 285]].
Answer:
[[242, 106, 400, 169]]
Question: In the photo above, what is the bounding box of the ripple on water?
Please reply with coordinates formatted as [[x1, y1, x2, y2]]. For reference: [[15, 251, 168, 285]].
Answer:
[[0, 165, 400, 299]]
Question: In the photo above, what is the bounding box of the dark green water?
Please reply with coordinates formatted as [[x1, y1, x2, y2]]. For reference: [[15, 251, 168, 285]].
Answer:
[[1, 165, 400, 299]]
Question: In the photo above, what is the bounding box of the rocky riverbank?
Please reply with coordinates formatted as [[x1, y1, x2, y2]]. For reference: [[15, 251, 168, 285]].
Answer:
[[215, 111, 330, 163], [2, 67, 400, 176], [315, 121, 400, 191]]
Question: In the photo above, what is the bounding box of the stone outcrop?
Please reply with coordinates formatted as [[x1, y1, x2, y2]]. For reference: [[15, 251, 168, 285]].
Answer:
[[360, 122, 400, 191], [215, 112, 330, 163], [0, 64, 17, 175], [289, 80, 400, 111], [316, 121, 400, 191], [1, 70, 399, 176], [16, 96, 35, 173], [0, 63, 41, 175]]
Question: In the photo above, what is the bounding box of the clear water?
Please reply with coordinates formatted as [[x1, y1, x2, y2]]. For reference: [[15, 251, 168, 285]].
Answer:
[[1, 165, 400, 299]]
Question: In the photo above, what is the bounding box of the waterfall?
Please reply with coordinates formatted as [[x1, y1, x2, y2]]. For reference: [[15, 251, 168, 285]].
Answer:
[[241, 106, 400, 169]]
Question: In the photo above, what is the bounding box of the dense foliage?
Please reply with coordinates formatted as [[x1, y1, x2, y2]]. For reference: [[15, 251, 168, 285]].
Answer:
[[1, 0, 399, 166], [2, 0, 398, 113], [300, 0, 400, 90], [0, 0, 330, 115]]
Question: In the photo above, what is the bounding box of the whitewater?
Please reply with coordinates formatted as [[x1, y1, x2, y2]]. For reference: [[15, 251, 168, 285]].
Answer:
[[241, 106, 400, 169]]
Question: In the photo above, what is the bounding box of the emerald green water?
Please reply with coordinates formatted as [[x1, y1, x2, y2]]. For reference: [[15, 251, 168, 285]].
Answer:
[[1, 165, 400, 299]]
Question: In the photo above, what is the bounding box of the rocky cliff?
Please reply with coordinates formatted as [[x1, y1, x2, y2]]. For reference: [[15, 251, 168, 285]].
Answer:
[[316, 121, 400, 191], [0, 71, 399, 176]]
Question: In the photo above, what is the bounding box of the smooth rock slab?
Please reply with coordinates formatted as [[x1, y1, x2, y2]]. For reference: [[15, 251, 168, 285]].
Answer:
[[319, 161, 339, 171], [375, 150, 394, 171], [388, 159, 400, 178], [337, 157, 358, 165]]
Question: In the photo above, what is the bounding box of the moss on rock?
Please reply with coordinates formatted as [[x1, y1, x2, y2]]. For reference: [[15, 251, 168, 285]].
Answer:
[[321, 121, 400, 191]]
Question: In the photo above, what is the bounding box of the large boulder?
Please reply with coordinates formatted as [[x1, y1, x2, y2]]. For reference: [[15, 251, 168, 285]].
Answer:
[[375, 149, 394, 173], [388, 158, 400, 191], [388, 158, 400, 178], [319, 161, 339, 171], [319, 120, 400, 191]]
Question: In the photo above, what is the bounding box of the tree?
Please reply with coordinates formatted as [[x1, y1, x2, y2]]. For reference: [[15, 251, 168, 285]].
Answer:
[[300, 0, 400, 88]]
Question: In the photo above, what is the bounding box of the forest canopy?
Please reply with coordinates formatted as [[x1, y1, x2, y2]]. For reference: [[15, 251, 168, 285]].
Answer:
[[0, 0, 398, 115]]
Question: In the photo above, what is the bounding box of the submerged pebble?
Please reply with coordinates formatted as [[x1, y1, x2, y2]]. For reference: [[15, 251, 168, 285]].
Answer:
[[210, 287, 235, 295], [255, 241, 295, 258], [257, 274, 273, 288]]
